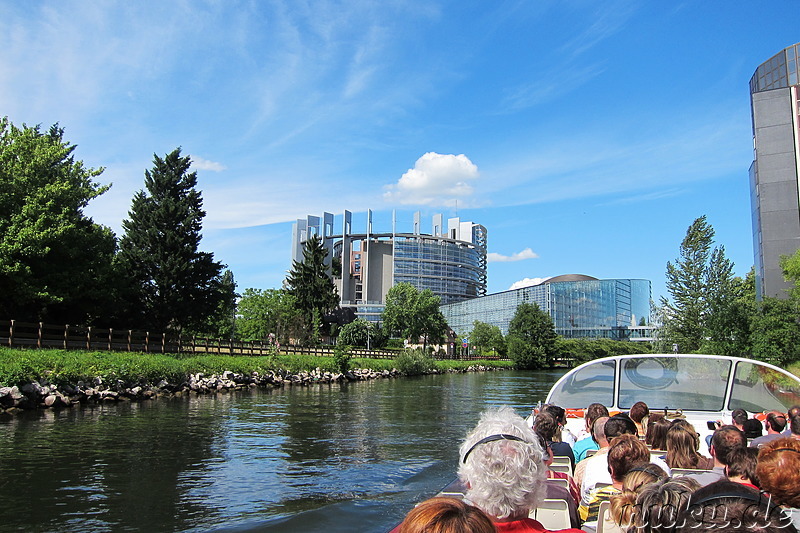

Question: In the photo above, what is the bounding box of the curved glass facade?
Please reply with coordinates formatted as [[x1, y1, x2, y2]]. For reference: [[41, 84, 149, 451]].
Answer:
[[393, 233, 487, 304], [441, 278, 651, 340]]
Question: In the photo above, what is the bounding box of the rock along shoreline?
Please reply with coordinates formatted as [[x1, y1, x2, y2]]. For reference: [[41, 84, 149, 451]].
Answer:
[[0, 365, 500, 415]]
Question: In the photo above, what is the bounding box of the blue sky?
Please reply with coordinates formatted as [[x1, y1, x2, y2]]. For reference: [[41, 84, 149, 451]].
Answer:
[[1, 2, 797, 303]]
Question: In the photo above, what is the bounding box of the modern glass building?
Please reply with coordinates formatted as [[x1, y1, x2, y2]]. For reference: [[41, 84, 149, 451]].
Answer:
[[440, 274, 652, 341], [749, 42, 800, 299], [291, 210, 487, 321]]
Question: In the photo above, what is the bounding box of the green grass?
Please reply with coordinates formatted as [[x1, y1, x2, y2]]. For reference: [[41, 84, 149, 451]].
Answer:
[[0, 347, 515, 387]]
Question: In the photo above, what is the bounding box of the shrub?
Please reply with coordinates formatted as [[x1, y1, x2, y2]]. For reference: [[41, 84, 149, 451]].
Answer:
[[333, 344, 352, 374], [394, 348, 435, 376]]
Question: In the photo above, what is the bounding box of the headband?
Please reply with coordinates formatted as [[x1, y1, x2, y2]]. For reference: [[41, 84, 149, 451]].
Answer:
[[462, 434, 527, 464], [770, 447, 800, 454]]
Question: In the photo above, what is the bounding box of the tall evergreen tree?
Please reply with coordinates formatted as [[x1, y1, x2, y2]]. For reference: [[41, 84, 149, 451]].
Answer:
[[285, 235, 338, 337], [660, 216, 716, 352], [0, 117, 117, 323], [117, 148, 224, 332]]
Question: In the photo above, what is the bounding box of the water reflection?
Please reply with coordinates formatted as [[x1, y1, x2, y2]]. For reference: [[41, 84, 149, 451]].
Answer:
[[0, 370, 564, 532]]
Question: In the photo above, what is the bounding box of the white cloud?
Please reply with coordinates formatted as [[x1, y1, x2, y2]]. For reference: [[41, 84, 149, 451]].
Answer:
[[383, 152, 479, 206], [487, 247, 539, 263], [509, 277, 550, 290], [190, 155, 227, 172]]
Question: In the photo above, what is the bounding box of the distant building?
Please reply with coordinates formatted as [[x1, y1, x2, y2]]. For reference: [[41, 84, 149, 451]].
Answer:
[[749, 42, 800, 299], [291, 210, 487, 321], [440, 274, 653, 341]]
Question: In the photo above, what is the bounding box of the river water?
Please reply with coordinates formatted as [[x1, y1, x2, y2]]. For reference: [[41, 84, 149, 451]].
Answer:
[[0, 370, 564, 532]]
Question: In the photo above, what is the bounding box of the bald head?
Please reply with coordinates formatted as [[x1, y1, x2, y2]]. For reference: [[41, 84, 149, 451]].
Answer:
[[593, 416, 610, 447]]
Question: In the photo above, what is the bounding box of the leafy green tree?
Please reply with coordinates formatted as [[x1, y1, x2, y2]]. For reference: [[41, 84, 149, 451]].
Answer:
[[506, 302, 558, 369], [749, 297, 800, 366], [194, 269, 238, 339], [117, 148, 224, 333], [382, 282, 448, 350], [338, 318, 386, 348], [469, 320, 505, 356], [235, 288, 304, 344], [781, 249, 800, 299], [285, 235, 338, 337], [0, 118, 117, 324]]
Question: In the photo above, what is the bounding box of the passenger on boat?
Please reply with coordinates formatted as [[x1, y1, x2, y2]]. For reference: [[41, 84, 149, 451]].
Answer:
[[755, 437, 800, 529], [536, 434, 580, 527], [750, 412, 788, 448], [664, 424, 713, 470], [632, 477, 698, 533], [790, 414, 800, 440], [628, 401, 649, 439], [743, 417, 764, 440], [580, 415, 670, 502], [725, 447, 759, 490], [534, 412, 575, 469], [573, 417, 609, 492], [645, 415, 670, 452], [578, 434, 650, 531], [608, 463, 669, 530], [679, 425, 745, 487], [394, 497, 496, 533], [457, 406, 583, 533], [705, 408, 748, 448], [676, 480, 796, 533], [572, 403, 609, 463], [542, 404, 577, 447]]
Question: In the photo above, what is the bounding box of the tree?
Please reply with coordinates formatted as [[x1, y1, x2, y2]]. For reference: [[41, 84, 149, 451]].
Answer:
[[506, 302, 558, 369], [338, 318, 386, 348], [749, 297, 800, 366], [781, 249, 800, 299], [469, 320, 505, 356], [117, 148, 224, 333], [0, 117, 117, 324], [660, 216, 716, 352], [381, 282, 448, 350], [285, 235, 338, 339], [235, 288, 304, 344], [195, 269, 238, 339]]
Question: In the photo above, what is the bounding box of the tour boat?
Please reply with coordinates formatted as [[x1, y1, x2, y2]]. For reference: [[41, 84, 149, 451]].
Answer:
[[541, 353, 800, 453]]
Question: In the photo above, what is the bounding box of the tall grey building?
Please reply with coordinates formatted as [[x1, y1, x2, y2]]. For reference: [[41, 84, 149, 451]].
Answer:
[[749, 43, 800, 298]]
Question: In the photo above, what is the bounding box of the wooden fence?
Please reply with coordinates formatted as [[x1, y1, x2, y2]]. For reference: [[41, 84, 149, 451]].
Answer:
[[0, 320, 505, 360]]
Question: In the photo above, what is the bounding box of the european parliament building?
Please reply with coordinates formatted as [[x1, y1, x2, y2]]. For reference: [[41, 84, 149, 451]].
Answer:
[[291, 210, 487, 321], [440, 274, 653, 341]]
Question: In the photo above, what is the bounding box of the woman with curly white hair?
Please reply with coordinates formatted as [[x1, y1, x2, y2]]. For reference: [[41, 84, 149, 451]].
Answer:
[[457, 406, 583, 533]]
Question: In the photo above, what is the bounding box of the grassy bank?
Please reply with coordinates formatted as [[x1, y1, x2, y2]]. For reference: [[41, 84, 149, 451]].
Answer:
[[0, 347, 514, 388]]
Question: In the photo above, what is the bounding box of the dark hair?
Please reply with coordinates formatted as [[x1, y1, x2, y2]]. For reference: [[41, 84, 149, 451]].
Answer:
[[743, 418, 764, 439], [726, 447, 760, 487], [398, 497, 497, 533], [635, 477, 699, 533], [711, 425, 746, 466], [586, 402, 610, 429], [766, 411, 787, 432], [731, 408, 749, 427], [542, 404, 566, 425], [629, 401, 650, 424], [791, 414, 800, 436], [533, 411, 558, 441], [677, 480, 794, 533], [605, 414, 637, 439], [646, 417, 671, 450], [788, 405, 800, 419]]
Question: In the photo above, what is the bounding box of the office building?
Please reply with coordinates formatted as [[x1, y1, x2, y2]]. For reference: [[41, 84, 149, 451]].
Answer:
[[749, 42, 800, 298], [440, 274, 653, 341], [291, 210, 487, 321]]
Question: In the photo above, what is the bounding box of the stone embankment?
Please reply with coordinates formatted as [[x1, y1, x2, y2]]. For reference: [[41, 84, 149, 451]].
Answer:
[[0, 365, 498, 414]]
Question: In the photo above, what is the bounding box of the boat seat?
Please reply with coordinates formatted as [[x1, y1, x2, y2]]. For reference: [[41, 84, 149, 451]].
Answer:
[[549, 460, 573, 477], [585, 448, 598, 458], [596, 500, 625, 533], [547, 476, 570, 492], [531, 498, 571, 530], [670, 467, 713, 477]]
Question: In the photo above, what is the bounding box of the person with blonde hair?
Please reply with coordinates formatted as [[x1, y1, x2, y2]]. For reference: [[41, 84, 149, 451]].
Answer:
[[608, 463, 668, 528], [458, 406, 582, 533], [396, 497, 497, 533]]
